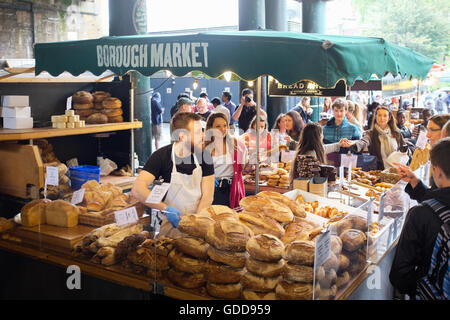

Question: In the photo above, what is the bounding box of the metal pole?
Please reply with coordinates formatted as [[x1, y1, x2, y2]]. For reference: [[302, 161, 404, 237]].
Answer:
[[130, 74, 135, 176], [255, 76, 262, 194]]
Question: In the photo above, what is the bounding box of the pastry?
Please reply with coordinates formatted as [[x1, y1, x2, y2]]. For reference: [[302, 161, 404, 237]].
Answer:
[[167, 268, 205, 289], [174, 236, 209, 260], [239, 196, 294, 223], [241, 272, 280, 292], [340, 229, 367, 252], [256, 191, 306, 218], [242, 290, 276, 300], [72, 91, 93, 104], [45, 200, 79, 227], [245, 257, 284, 278], [102, 97, 122, 109], [205, 260, 245, 284], [245, 234, 284, 262], [168, 248, 206, 274], [207, 245, 246, 268], [283, 240, 315, 266], [206, 282, 241, 299], [276, 280, 314, 300], [239, 211, 285, 239], [20, 199, 51, 227], [178, 214, 215, 240], [282, 263, 325, 284], [205, 220, 253, 252]]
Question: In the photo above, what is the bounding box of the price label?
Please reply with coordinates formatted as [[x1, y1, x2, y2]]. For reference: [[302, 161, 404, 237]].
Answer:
[[281, 150, 296, 163], [314, 229, 331, 267], [416, 131, 428, 150], [71, 188, 85, 205], [340, 154, 357, 169], [45, 166, 59, 186], [114, 206, 139, 227], [66, 96, 73, 110], [146, 183, 171, 204], [339, 166, 344, 186]]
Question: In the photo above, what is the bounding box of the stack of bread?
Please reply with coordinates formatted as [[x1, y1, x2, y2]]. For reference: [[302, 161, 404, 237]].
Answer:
[[100, 97, 124, 123], [265, 168, 290, 188], [72, 91, 124, 124], [20, 198, 80, 228], [316, 235, 343, 300], [241, 234, 284, 300], [72, 91, 95, 122]]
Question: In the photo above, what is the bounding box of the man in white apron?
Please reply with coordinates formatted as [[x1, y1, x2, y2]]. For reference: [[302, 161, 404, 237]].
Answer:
[[131, 112, 215, 238]]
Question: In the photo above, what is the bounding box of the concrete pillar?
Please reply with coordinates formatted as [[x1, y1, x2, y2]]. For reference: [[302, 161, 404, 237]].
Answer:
[[265, 0, 289, 129], [109, 0, 152, 166]]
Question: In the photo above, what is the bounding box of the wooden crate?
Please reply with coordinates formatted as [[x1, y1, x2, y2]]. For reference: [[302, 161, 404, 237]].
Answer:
[[78, 202, 146, 227]]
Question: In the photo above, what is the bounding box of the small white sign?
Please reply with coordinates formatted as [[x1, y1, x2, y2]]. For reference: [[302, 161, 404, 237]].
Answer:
[[45, 166, 59, 186], [314, 229, 331, 267], [114, 206, 139, 226], [281, 150, 296, 163], [146, 183, 171, 204], [201, 88, 207, 93], [71, 188, 85, 205], [224, 87, 230, 92], [166, 88, 172, 94], [339, 166, 344, 186], [66, 96, 73, 110], [416, 131, 428, 149], [341, 154, 358, 169]]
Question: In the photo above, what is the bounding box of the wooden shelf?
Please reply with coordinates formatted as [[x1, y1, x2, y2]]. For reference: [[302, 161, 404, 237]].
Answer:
[[0, 122, 142, 141]]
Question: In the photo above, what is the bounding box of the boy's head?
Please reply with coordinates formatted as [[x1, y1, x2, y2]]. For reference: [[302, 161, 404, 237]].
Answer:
[[430, 137, 450, 188], [332, 98, 348, 123]]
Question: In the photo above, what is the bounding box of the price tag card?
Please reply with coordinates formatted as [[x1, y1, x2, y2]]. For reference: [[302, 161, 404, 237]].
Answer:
[[347, 163, 352, 184], [416, 131, 428, 149], [66, 96, 73, 110], [114, 206, 139, 227], [314, 229, 331, 267], [340, 154, 358, 169], [71, 188, 85, 205], [281, 150, 296, 163], [339, 166, 344, 185], [146, 183, 171, 204], [45, 166, 59, 186]]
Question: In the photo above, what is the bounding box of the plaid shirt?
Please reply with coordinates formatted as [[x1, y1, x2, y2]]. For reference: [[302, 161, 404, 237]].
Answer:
[[322, 117, 361, 144]]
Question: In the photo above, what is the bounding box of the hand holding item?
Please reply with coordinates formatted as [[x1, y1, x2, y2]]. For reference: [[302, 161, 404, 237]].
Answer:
[[284, 136, 292, 142], [393, 162, 419, 188], [166, 206, 182, 228], [339, 139, 354, 148]]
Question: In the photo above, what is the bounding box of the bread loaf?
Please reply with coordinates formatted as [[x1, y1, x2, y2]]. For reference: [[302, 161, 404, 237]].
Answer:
[[72, 91, 93, 104], [322, 253, 340, 271], [281, 220, 319, 244], [140, 237, 174, 257], [92, 91, 111, 103], [199, 205, 239, 221], [334, 218, 353, 235], [167, 268, 205, 289], [340, 229, 367, 252], [282, 263, 325, 284], [257, 191, 306, 218], [102, 97, 122, 109], [241, 272, 280, 292], [174, 237, 209, 260], [245, 257, 284, 278], [336, 271, 350, 289], [127, 247, 170, 270], [45, 200, 79, 227], [283, 240, 315, 266], [177, 214, 214, 239], [276, 280, 314, 300], [102, 108, 123, 117], [20, 199, 51, 227], [86, 112, 108, 124], [206, 282, 241, 299], [207, 245, 246, 268], [107, 115, 124, 123], [205, 260, 245, 284], [338, 254, 350, 272], [73, 103, 94, 110], [246, 234, 284, 262], [240, 196, 294, 224], [318, 284, 337, 300], [94, 103, 104, 110], [205, 220, 253, 252], [239, 211, 284, 239], [168, 248, 206, 274], [242, 290, 276, 300], [331, 235, 343, 256], [95, 224, 143, 247], [349, 215, 367, 232], [319, 268, 337, 288]]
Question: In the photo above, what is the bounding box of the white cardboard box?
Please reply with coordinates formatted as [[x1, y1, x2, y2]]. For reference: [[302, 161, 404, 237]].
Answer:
[[1, 95, 30, 107], [0, 106, 31, 118], [3, 117, 33, 129]]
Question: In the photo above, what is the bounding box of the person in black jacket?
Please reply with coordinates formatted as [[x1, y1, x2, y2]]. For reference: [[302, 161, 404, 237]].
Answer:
[[151, 92, 164, 150], [389, 137, 450, 298]]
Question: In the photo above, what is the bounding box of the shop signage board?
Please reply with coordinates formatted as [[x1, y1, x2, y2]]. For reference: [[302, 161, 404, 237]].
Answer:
[[268, 79, 347, 97]]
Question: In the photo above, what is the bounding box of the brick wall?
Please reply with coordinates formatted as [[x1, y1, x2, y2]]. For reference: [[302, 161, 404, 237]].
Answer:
[[0, 0, 105, 59]]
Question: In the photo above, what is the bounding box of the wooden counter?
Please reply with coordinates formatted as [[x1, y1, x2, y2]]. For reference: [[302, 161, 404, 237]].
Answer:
[[244, 183, 291, 194]]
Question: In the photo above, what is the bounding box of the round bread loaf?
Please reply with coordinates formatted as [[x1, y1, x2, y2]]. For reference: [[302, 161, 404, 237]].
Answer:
[[319, 268, 337, 288], [102, 97, 122, 109], [334, 218, 353, 236], [275, 280, 314, 300], [340, 229, 367, 252], [199, 205, 238, 221], [174, 237, 209, 260], [318, 284, 337, 300], [322, 253, 340, 271], [207, 245, 246, 268], [338, 254, 350, 272], [107, 115, 124, 123], [281, 220, 319, 244], [206, 282, 241, 299], [178, 214, 214, 240], [239, 196, 294, 223], [331, 235, 343, 256], [205, 220, 253, 252], [167, 268, 205, 289], [245, 257, 284, 278], [282, 263, 323, 283], [75, 109, 95, 117], [350, 215, 367, 231], [168, 248, 206, 274], [102, 108, 123, 117], [72, 91, 93, 104], [283, 240, 315, 266], [246, 234, 284, 262], [73, 103, 94, 110], [256, 191, 306, 218], [241, 272, 280, 293], [94, 103, 104, 110], [239, 211, 285, 239], [205, 260, 245, 284], [242, 290, 276, 300], [86, 112, 108, 124], [336, 271, 350, 289], [92, 91, 111, 103]]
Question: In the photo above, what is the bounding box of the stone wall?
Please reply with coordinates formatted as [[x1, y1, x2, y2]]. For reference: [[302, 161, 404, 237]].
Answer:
[[0, 0, 105, 59]]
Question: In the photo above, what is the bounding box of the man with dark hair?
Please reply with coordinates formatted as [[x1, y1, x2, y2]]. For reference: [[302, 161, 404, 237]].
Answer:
[[132, 112, 215, 238], [322, 98, 361, 144], [390, 137, 450, 299], [222, 91, 236, 128], [199, 92, 214, 111], [211, 97, 230, 122], [232, 88, 267, 133], [170, 97, 193, 118], [170, 93, 191, 117]]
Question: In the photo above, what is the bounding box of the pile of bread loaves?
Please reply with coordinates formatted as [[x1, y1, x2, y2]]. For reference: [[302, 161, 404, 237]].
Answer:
[[72, 91, 124, 124], [20, 198, 80, 228], [257, 168, 290, 188]]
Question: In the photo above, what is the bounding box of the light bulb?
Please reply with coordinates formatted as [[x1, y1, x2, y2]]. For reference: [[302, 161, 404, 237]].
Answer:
[[193, 79, 199, 90], [224, 71, 232, 82], [248, 81, 254, 87]]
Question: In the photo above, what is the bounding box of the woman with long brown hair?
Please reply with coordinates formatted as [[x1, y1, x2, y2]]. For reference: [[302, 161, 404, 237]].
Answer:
[[285, 110, 305, 150], [323, 97, 333, 114]]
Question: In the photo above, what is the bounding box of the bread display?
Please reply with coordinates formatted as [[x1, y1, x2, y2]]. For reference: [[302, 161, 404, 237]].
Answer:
[[92, 91, 111, 103], [45, 200, 79, 227], [198, 205, 239, 221], [275, 280, 315, 300], [239, 211, 284, 239], [20, 199, 51, 227], [174, 237, 209, 260], [168, 248, 206, 274], [239, 196, 294, 224], [205, 260, 245, 284], [206, 282, 241, 299], [241, 272, 280, 292], [257, 191, 306, 218], [245, 234, 284, 262], [72, 91, 94, 104], [283, 240, 315, 266], [207, 245, 246, 268], [340, 229, 367, 252], [86, 112, 108, 124], [205, 220, 253, 252], [167, 268, 205, 289], [245, 257, 284, 278], [178, 214, 214, 240], [242, 290, 276, 300]]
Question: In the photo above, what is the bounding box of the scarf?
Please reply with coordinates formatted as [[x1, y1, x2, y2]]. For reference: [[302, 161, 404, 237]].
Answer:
[[375, 124, 396, 161]]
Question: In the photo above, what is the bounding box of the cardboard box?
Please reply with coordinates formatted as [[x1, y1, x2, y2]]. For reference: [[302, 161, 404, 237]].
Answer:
[[1, 95, 29, 107], [309, 177, 328, 197], [0, 106, 31, 118], [293, 178, 309, 191], [3, 117, 33, 129]]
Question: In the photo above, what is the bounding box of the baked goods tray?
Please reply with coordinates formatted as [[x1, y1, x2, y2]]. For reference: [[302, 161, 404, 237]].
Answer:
[[79, 201, 146, 227]]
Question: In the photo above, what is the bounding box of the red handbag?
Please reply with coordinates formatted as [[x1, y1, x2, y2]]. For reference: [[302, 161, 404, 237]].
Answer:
[[229, 140, 245, 209]]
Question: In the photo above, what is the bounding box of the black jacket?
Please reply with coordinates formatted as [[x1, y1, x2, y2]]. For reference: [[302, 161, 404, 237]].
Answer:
[[389, 187, 450, 296], [404, 176, 437, 203]]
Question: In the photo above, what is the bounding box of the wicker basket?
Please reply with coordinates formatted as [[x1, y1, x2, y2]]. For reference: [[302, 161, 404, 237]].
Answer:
[[78, 201, 146, 227]]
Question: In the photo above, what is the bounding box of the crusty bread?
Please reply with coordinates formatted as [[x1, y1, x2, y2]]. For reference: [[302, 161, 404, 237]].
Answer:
[[281, 220, 320, 244], [205, 260, 245, 284], [107, 115, 124, 123], [257, 191, 306, 218], [331, 235, 343, 256], [245, 257, 284, 278], [92, 91, 111, 103], [338, 254, 350, 272], [178, 214, 214, 240], [74, 109, 95, 117], [206, 282, 241, 299], [282, 263, 325, 283], [239, 196, 294, 224], [72, 91, 93, 104], [102, 97, 122, 109], [241, 271, 280, 292], [102, 108, 123, 117], [340, 229, 367, 252], [283, 240, 315, 266], [205, 220, 253, 252], [319, 268, 337, 288], [73, 103, 94, 110], [242, 290, 276, 300], [239, 211, 285, 239], [20, 199, 51, 227], [322, 253, 340, 271], [45, 200, 79, 227], [198, 205, 239, 221], [275, 280, 315, 300], [86, 112, 108, 124], [246, 234, 284, 262], [336, 271, 350, 289], [168, 248, 206, 274], [318, 284, 337, 300], [174, 236, 209, 260], [167, 268, 205, 289], [207, 245, 246, 268]]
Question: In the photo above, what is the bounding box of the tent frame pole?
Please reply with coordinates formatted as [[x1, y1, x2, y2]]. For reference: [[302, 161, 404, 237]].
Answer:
[[130, 73, 135, 176], [255, 76, 262, 194]]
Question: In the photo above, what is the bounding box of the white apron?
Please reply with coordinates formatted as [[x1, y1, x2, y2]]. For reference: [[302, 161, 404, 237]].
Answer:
[[158, 146, 203, 238]]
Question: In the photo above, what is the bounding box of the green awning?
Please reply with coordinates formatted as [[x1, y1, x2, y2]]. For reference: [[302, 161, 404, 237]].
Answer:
[[34, 30, 433, 88]]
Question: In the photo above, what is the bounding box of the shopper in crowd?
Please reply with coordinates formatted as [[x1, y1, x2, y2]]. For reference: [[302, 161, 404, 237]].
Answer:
[[354, 102, 365, 125], [366, 101, 380, 130], [272, 113, 289, 147], [232, 88, 267, 134], [240, 115, 272, 168], [196, 97, 212, 121], [284, 110, 305, 150], [132, 112, 214, 238], [210, 97, 230, 123], [151, 92, 164, 150], [199, 92, 215, 111], [323, 98, 361, 144], [412, 108, 433, 141], [292, 96, 313, 124], [396, 109, 412, 140], [170, 93, 190, 117], [323, 97, 333, 115], [390, 138, 450, 299], [346, 100, 364, 134], [342, 105, 406, 170], [442, 120, 450, 138], [205, 113, 248, 206], [290, 123, 343, 184], [222, 91, 236, 129], [396, 114, 450, 203]]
